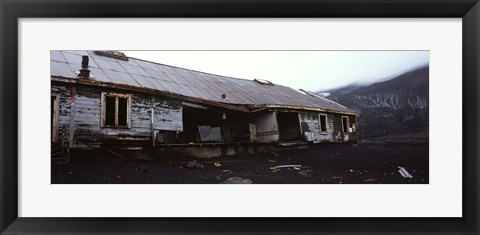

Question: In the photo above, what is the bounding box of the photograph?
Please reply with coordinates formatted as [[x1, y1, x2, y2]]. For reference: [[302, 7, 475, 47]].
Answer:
[[2, 0, 478, 233], [51, 50, 429, 184]]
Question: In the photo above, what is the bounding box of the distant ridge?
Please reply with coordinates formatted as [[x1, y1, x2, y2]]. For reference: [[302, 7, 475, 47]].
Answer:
[[317, 65, 429, 138]]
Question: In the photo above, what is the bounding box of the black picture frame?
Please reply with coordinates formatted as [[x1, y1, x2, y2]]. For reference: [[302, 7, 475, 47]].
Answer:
[[1, 0, 479, 234]]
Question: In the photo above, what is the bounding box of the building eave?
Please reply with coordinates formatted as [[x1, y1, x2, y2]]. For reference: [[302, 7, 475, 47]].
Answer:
[[51, 76, 249, 113], [247, 104, 357, 116]]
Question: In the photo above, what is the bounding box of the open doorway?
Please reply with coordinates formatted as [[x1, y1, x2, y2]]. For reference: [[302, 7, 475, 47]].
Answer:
[[177, 105, 224, 143], [276, 111, 302, 141]]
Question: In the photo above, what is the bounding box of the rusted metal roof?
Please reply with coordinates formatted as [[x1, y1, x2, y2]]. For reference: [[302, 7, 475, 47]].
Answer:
[[50, 50, 355, 114]]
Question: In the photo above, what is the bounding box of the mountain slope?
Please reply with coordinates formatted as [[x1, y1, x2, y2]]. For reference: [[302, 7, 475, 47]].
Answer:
[[319, 66, 429, 138]]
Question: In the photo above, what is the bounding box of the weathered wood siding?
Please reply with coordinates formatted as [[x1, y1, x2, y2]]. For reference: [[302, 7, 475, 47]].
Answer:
[[52, 83, 182, 148], [152, 99, 183, 131], [250, 111, 279, 142], [298, 111, 335, 142], [51, 84, 73, 146], [332, 114, 357, 142]]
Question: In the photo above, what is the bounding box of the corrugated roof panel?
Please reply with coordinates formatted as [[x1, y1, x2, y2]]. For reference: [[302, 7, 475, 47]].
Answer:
[[120, 63, 151, 77], [204, 79, 223, 92], [87, 51, 119, 62], [187, 71, 215, 89], [153, 64, 176, 75], [148, 78, 170, 91], [181, 87, 203, 99], [143, 68, 174, 82], [199, 88, 219, 102], [167, 72, 190, 86], [173, 84, 196, 97], [158, 81, 182, 94], [173, 70, 195, 86], [130, 74, 159, 89], [89, 67, 111, 83], [193, 72, 215, 82], [50, 51, 66, 62], [62, 51, 100, 68], [102, 69, 141, 87], [51, 61, 75, 78], [228, 92, 252, 104], [262, 93, 283, 104], [93, 58, 126, 73], [134, 59, 159, 71], [223, 92, 246, 104]]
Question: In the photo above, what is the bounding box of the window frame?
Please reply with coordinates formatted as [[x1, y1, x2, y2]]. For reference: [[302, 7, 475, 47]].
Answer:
[[319, 113, 328, 135], [100, 92, 132, 129]]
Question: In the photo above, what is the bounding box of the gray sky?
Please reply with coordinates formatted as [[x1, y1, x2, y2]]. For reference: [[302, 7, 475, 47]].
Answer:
[[123, 51, 429, 91]]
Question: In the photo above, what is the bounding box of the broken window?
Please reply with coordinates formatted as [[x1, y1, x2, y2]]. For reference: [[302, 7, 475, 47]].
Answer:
[[319, 114, 327, 133], [341, 116, 349, 133], [101, 92, 131, 128]]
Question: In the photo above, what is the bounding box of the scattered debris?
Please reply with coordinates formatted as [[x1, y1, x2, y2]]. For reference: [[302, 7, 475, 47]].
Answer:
[[214, 162, 222, 167], [200, 176, 209, 181], [270, 165, 302, 170], [104, 148, 127, 160], [270, 152, 280, 157], [216, 176, 222, 181], [186, 160, 205, 170], [398, 166, 413, 178], [299, 169, 314, 177], [121, 147, 143, 151], [349, 169, 354, 172], [293, 167, 301, 170], [267, 159, 277, 163], [332, 176, 343, 180], [278, 143, 296, 147], [222, 177, 253, 184], [363, 178, 377, 182], [271, 169, 280, 173], [222, 169, 231, 173], [254, 169, 260, 174]]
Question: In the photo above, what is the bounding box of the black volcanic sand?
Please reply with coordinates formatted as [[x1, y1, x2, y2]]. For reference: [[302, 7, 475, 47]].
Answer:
[[51, 143, 428, 184]]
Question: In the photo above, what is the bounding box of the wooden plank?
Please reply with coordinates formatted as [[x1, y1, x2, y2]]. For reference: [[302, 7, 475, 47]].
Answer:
[[69, 100, 75, 147]]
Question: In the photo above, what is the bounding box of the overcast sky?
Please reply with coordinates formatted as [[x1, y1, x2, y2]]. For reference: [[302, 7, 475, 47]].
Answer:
[[123, 51, 429, 92]]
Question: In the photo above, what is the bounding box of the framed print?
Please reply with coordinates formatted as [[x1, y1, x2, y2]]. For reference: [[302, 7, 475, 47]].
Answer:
[[1, 0, 479, 234]]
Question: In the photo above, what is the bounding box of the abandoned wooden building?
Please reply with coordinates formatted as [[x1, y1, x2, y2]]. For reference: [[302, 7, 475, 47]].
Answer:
[[51, 50, 357, 158]]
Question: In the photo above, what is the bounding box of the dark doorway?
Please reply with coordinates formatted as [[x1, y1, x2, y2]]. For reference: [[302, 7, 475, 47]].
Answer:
[[342, 116, 349, 133], [277, 112, 302, 141], [178, 105, 224, 143]]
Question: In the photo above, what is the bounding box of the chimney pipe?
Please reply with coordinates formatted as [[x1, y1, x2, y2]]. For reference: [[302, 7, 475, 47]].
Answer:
[[78, 55, 90, 78]]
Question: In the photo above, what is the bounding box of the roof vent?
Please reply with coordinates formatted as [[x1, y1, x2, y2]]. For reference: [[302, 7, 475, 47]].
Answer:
[[254, 79, 273, 85], [94, 51, 129, 61]]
